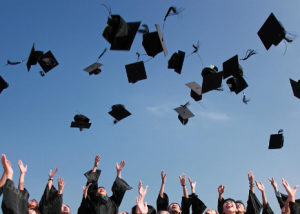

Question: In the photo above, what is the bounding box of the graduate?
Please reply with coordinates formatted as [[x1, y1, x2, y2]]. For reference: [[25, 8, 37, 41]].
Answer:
[[1, 154, 29, 214], [222, 199, 238, 214], [131, 181, 156, 214], [281, 179, 299, 214], [255, 180, 274, 214], [187, 177, 207, 214], [80, 155, 132, 214]]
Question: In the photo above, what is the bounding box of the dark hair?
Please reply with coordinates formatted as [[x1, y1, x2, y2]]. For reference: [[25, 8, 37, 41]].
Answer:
[[29, 199, 39, 208], [168, 203, 181, 211]]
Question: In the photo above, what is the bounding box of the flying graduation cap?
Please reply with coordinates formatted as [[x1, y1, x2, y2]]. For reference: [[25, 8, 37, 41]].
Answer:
[[186, 82, 202, 101], [27, 44, 44, 72], [83, 48, 107, 75], [0, 76, 9, 94], [70, 114, 92, 131], [168, 50, 185, 74], [201, 65, 223, 94], [269, 129, 284, 149], [108, 104, 131, 124], [174, 102, 194, 125], [258, 13, 295, 51], [125, 61, 147, 84], [290, 78, 300, 99]]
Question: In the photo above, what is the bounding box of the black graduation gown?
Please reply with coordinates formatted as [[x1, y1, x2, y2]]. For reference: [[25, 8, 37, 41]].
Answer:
[[39, 184, 62, 214], [217, 191, 262, 214], [276, 192, 300, 213], [189, 193, 207, 214], [262, 203, 274, 214], [156, 192, 191, 214], [290, 201, 300, 214], [0, 186, 3, 197], [1, 179, 29, 214]]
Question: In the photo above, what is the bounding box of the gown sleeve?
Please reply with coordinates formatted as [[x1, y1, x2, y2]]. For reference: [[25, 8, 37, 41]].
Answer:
[[289, 201, 300, 214], [38, 184, 62, 214], [188, 193, 207, 214], [262, 203, 274, 214], [276, 192, 288, 209], [77, 196, 91, 214], [245, 191, 263, 214], [84, 169, 101, 185], [1, 179, 29, 214], [156, 193, 169, 212], [217, 198, 224, 214], [0, 186, 3, 197], [110, 177, 132, 208]]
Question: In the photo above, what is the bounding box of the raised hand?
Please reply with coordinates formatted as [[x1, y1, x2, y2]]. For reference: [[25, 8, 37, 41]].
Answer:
[[136, 194, 148, 214], [138, 181, 148, 200], [188, 177, 196, 191], [49, 167, 58, 179], [179, 173, 186, 186], [161, 170, 166, 184], [268, 177, 278, 191], [1, 154, 13, 179], [58, 177, 66, 194], [248, 171, 254, 183], [255, 180, 265, 192], [218, 184, 225, 194], [82, 183, 92, 199], [116, 160, 125, 172], [282, 178, 298, 202], [18, 160, 27, 174], [94, 155, 100, 168]]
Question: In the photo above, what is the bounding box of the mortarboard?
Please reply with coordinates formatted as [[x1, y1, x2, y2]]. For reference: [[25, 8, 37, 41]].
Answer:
[[102, 15, 141, 51], [109, 104, 131, 123], [70, 114, 92, 131], [27, 44, 44, 72], [168, 50, 185, 74], [186, 82, 202, 101], [125, 61, 147, 84], [174, 102, 194, 125], [38, 51, 59, 73], [226, 76, 248, 94], [222, 55, 243, 79], [201, 65, 218, 77], [0, 76, 9, 94], [290, 78, 300, 99], [84, 62, 103, 75], [141, 24, 168, 58], [202, 71, 223, 94], [269, 129, 284, 149], [258, 13, 289, 50]]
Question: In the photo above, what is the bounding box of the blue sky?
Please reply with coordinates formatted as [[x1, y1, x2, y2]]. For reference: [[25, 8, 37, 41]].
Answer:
[[1, 0, 300, 213]]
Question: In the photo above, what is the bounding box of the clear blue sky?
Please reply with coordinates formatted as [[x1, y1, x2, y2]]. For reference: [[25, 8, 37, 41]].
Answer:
[[1, 0, 300, 213]]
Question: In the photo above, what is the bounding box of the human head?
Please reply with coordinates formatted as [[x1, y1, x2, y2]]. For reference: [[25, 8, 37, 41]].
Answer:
[[168, 203, 181, 213], [236, 200, 246, 213], [97, 186, 107, 196], [119, 212, 129, 214], [158, 211, 170, 214], [222, 199, 238, 214], [28, 208, 41, 214], [28, 199, 39, 209], [61, 204, 70, 214], [205, 209, 218, 214]]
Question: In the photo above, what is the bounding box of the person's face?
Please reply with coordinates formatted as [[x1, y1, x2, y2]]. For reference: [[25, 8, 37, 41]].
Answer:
[[28, 200, 38, 208], [97, 187, 107, 196], [60, 204, 70, 214], [236, 203, 246, 213], [159, 211, 170, 214], [29, 209, 36, 214], [169, 203, 180, 213], [223, 200, 238, 214], [205, 209, 218, 214]]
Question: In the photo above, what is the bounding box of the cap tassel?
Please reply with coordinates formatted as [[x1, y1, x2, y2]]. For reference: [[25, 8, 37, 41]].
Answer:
[[278, 129, 283, 134], [136, 52, 140, 61], [97, 48, 107, 61], [5, 57, 28, 66], [185, 41, 203, 70], [242, 92, 250, 104], [240, 49, 257, 61], [138, 24, 149, 35], [196, 101, 206, 109], [40, 71, 45, 77], [101, 4, 112, 17], [283, 32, 297, 55], [162, 6, 185, 32]]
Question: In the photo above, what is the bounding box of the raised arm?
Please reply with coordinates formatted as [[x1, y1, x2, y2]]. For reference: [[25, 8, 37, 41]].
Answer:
[[0, 160, 10, 187], [159, 170, 166, 198], [282, 179, 298, 203], [1, 155, 13, 180], [248, 171, 255, 193], [218, 184, 225, 201], [57, 177, 66, 195], [116, 160, 125, 179], [255, 181, 267, 205], [18, 160, 27, 190], [92, 155, 100, 173], [136, 182, 148, 214], [188, 177, 196, 194], [179, 173, 188, 198], [48, 167, 58, 191], [268, 178, 279, 192]]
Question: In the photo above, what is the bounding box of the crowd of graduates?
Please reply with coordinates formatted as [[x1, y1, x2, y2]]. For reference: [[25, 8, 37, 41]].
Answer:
[[0, 154, 298, 214]]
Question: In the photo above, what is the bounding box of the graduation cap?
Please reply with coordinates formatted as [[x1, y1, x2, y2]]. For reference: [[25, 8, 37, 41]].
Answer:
[[226, 76, 248, 94], [222, 55, 243, 79], [186, 82, 202, 101], [102, 15, 141, 51], [141, 24, 168, 58], [202, 71, 223, 94], [27, 44, 44, 71], [70, 114, 92, 131], [258, 13, 294, 50], [0, 76, 9, 94], [38, 51, 59, 73], [109, 104, 131, 124], [84, 62, 103, 75], [125, 61, 147, 84], [168, 50, 185, 74], [174, 102, 194, 125], [290, 78, 300, 99], [269, 129, 284, 149], [201, 65, 218, 77]]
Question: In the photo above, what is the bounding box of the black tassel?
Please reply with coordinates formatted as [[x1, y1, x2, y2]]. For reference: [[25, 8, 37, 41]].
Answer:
[[278, 129, 283, 134], [138, 24, 149, 34], [136, 52, 140, 61], [163, 6, 184, 31], [98, 48, 107, 61], [40, 71, 45, 77], [101, 4, 112, 16], [5, 58, 27, 66], [240, 49, 257, 61]]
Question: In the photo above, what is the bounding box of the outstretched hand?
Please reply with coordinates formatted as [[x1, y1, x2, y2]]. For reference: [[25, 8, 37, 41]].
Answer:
[[255, 180, 265, 192], [116, 160, 125, 171], [218, 184, 225, 195], [188, 177, 196, 190], [138, 181, 148, 200], [282, 178, 298, 202], [179, 173, 186, 186], [58, 177, 66, 194], [1, 154, 13, 178], [161, 170, 166, 184], [268, 178, 278, 191], [49, 167, 58, 179], [94, 155, 100, 168], [248, 171, 254, 183], [136, 194, 148, 214], [82, 183, 92, 199], [18, 160, 27, 174]]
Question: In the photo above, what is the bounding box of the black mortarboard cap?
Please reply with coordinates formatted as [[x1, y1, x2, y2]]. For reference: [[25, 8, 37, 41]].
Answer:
[[186, 82, 202, 101], [0, 76, 9, 94], [174, 103, 194, 125], [38, 51, 59, 73], [258, 13, 287, 50], [70, 114, 92, 130], [27, 44, 44, 71], [102, 15, 141, 51], [222, 55, 243, 79], [84, 62, 103, 75], [109, 104, 131, 122], [202, 71, 223, 94], [269, 132, 284, 149], [125, 61, 147, 84], [226, 76, 248, 94], [142, 24, 168, 58], [290, 78, 300, 99], [201, 65, 218, 77], [168, 50, 185, 74]]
